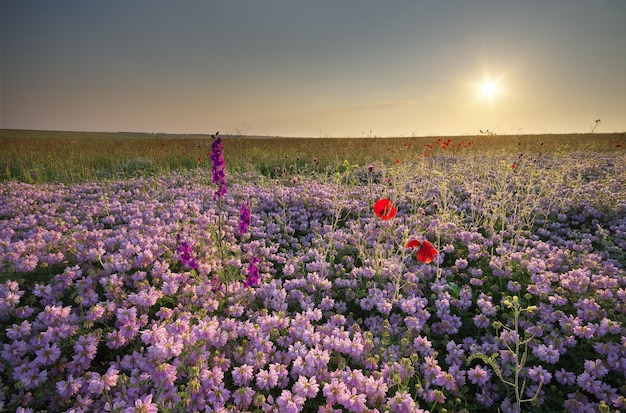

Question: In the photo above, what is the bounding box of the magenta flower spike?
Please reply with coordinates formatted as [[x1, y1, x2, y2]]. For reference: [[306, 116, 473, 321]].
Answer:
[[210, 134, 227, 198]]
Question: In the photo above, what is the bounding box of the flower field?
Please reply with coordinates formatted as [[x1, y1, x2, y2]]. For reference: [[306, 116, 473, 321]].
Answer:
[[1, 135, 626, 412]]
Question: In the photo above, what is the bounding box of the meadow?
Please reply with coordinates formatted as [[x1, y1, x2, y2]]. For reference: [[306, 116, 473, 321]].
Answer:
[[1, 129, 625, 412]]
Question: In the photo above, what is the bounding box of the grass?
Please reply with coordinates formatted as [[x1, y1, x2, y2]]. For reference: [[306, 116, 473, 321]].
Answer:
[[1, 129, 624, 184]]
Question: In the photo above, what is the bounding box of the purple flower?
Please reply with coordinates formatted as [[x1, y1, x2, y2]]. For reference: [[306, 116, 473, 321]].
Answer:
[[176, 235, 198, 270], [34, 342, 61, 366], [233, 386, 255, 409], [232, 364, 254, 386], [238, 201, 251, 234], [528, 365, 552, 384], [293, 375, 319, 399], [256, 367, 278, 390], [322, 378, 349, 405], [210, 135, 227, 198], [468, 365, 491, 386], [533, 343, 560, 364], [388, 390, 421, 413], [276, 389, 305, 413], [123, 393, 158, 413], [244, 257, 260, 287], [153, 362, 177, 387], [56, 374, 82, 399]]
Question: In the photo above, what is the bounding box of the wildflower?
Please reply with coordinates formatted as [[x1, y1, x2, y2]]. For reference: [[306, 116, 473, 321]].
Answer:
[[123, 393, 158, 413], [238, 202, 251, 234], [293, 375, 319, 399], [176, 235, 198, 270], [406, 239, 438, 263], [468, 365, 491, 386], [276, 389, 305, 413], [374, 198, 397, 220], [388, 390, 421, 413], [56, 374, 82, 398], [210, 134, 227, 198], [244, 257, 260, 287]]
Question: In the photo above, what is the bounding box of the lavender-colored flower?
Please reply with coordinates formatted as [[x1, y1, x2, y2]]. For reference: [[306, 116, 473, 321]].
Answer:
[[388, 390, 422, 413], [123, 393, 158, 413], [468, 365, 491, 386], [210, 135, 227, 198], [233, 386, 255, 409], [533, 343, 560, 364], [293, 375, 319, 399], [56, 374, 82, 399], [276, 389, 305, 413], [528, 365, 552, 384], [232, 364, 254, 386]]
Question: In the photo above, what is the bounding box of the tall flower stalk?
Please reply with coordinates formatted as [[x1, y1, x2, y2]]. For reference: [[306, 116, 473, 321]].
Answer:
[[210, 133, 227, 199], [209, 133, 258, 293], [209, 133, 230, 291]]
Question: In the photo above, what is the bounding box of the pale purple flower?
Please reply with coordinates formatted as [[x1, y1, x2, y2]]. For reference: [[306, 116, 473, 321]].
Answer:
[[56, 374, 82, 399], [533, 343, 560, 364], [123, 393, 158, 413], [232, 386, 255, 409], [528, 365, 552, 384], [256, 368, 278, 390], [388, 390, 422, 413], [468, 365, 491, 386], [153, 362, 177, 387], [276, 389, 305, 413], [322, 378, 349, 405], [293, 375, 319, 399], [34, 342, 61, 366]]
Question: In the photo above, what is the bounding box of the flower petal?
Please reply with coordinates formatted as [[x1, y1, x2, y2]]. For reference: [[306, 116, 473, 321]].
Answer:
[[374, 199, 397, 220], [417, 240, 438, 263], [406, 239, 421, 249]]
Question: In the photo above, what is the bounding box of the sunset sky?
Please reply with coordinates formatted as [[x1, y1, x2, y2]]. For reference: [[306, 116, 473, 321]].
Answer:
[[2, 1, 626, 137]]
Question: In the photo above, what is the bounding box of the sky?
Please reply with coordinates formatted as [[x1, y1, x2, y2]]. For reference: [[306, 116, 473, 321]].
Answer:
[[2, 1, 626, 137]]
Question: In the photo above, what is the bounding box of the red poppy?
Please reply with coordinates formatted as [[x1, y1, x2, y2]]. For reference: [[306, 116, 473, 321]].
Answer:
[[374, 198, 397, 220], [406, 239, 438, 263]]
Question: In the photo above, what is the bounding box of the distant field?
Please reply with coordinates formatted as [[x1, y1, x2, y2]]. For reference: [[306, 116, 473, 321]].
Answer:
[[1, 129, 625, 183]]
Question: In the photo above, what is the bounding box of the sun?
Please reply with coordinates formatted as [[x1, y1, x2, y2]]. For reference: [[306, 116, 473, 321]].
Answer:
[[480, 81, 499, 98]]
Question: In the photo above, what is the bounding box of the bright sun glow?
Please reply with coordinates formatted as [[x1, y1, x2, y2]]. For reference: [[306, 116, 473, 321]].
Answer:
[[480, 81, 498, 98]]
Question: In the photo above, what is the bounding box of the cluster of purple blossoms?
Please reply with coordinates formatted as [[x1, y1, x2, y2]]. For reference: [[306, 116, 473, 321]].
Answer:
[[175, 234, 198, 270], [210, 134, 227, 198], [239, 201, 251, 234], [244, 257, 260, 287]]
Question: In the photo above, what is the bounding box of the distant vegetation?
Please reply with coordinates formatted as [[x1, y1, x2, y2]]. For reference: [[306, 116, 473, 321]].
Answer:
[[1, 129, 624, 184]]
